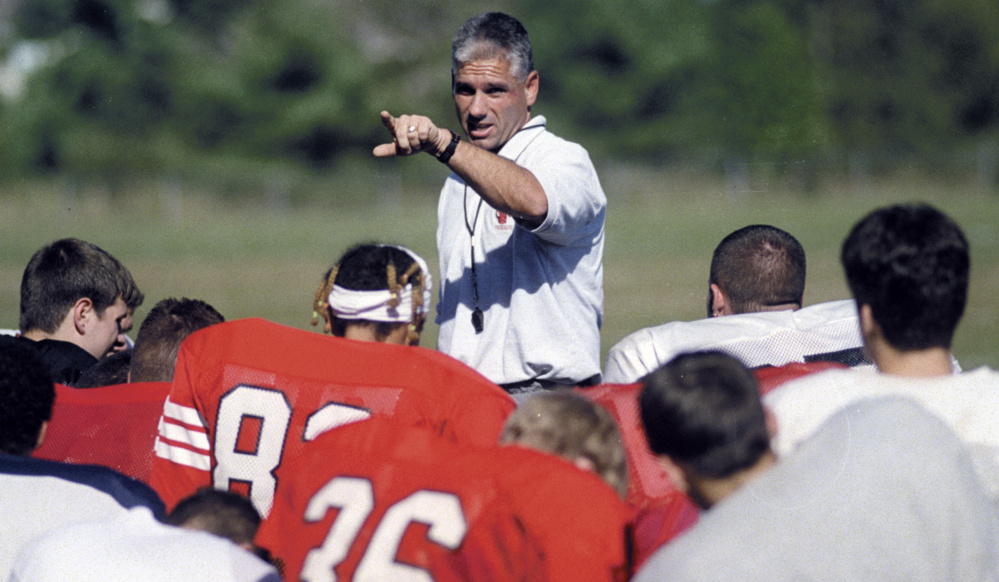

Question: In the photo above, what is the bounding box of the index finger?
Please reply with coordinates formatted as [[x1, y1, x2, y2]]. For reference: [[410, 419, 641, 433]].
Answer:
[[380, 111, 397, 132]]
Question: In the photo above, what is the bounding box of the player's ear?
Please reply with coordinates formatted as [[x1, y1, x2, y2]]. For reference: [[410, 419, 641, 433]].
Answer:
[[764, 406, 778, 440], [406, 314, 426, 346], [858, 304, 878, 342], [35, 420, 48, 450], [709, 284, 728, 317], [573, 455, 596, 474], [72, 298, 94, 335]]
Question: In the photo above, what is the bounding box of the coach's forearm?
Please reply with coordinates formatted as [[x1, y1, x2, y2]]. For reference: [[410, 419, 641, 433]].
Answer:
[[438, 129, 548, 225]]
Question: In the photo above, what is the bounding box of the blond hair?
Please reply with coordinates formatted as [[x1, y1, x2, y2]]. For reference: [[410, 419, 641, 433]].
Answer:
[[500, 392, 628, 498]]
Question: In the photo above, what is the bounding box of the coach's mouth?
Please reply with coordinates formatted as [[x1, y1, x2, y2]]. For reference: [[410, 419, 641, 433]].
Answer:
[[468, 124, 493, 141]]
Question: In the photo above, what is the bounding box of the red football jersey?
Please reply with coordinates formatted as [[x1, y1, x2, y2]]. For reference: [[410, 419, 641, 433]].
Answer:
[[578, 365, 848, 507], [150, 318, 515, 515], [259, 419, 543, 582], [33, 382, 170, 483], [754, 360, 846, 396], [465, 445, 634, 582], [631, 493, 700, 569], [575, 383, 676, 507]]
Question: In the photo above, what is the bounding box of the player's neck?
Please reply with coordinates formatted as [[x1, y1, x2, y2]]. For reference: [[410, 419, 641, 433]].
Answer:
[[694, 451, 776, 509], [873, 345, 954, 378], [343, 323, 409, 346]]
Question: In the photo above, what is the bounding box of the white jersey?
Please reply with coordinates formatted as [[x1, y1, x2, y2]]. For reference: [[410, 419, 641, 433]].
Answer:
[[766, 366, 999, 502], [604, 300, 872, 384], [9, 507, 279, 582], [1, 454, 164, 577]]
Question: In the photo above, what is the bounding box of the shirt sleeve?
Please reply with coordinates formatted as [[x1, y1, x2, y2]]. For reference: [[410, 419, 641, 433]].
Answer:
[[525, 137, 606, 247], [149, 357, 213, 512]]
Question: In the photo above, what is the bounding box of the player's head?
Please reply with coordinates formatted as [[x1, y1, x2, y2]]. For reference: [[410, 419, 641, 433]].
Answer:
[[639, 351, 772, 508], [20, 238, 143, 358], [166, 488, 262, 552], [0, 337, 56, 456], [708, 225, 805, 316], [312, 243, 432, 346], [452, 12, 534, 82], [131, 298, 225, 383], [841, 203, 969, 351], [75, 350, 132, 388], [500, 391, 628, 498]]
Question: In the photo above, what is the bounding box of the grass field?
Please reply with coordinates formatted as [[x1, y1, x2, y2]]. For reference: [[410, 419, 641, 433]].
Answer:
[[2, 170, 997, 371]]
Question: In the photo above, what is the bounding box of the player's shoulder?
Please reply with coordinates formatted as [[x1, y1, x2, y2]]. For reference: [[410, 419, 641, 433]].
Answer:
[[604, 314, 778, 383], [1, 453, 165, 517], [576, 382, 643, 408], [764, 366, 864, 406], [178, 318, 505, 394], [489, 445, 629, 514], [791, 299, 859, 325], [180, 318, 365, 363], [956, 366, 999, 386], [55, 380, 171, 404], [604, 327, 667, 383], [611, 310, 793, 356]]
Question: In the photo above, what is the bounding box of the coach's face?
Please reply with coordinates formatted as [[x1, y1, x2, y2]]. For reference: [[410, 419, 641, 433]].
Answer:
[[453, 51, 538, 153]]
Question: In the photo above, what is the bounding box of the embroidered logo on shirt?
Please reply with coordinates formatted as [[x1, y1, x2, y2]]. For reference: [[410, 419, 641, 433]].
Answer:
[[495, 211, 514, 231]]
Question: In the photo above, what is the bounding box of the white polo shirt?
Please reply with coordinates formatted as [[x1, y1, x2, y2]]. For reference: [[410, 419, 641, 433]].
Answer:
[[436, 115, 605, 386]]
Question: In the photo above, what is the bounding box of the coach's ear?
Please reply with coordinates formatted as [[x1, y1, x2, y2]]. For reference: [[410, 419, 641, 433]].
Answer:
[[709, 284, 730, 317]]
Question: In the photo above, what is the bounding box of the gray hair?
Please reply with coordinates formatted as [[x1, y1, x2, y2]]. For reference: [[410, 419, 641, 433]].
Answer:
[[452, 12, 534, 81]]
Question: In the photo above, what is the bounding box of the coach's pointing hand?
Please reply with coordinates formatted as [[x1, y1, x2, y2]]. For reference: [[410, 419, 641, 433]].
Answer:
[[373, 111, 451, 158]]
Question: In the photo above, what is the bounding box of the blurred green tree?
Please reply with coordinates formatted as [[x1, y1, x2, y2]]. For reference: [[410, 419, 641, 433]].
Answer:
[[0, 0, 997, 185]]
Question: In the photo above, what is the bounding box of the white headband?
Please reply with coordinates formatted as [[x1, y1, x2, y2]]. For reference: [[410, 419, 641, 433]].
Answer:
[[328, 245, 433, 323]]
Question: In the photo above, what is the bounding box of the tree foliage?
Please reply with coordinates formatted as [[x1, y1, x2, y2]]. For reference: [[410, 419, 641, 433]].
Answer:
[[0, 0, 997, 184]]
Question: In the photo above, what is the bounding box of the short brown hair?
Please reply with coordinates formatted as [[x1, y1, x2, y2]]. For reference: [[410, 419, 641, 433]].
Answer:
[[130, 298, 224, 383], [166, 488, 260, 546], [709, 225, 805, 314], [20, 238, 143, 333]]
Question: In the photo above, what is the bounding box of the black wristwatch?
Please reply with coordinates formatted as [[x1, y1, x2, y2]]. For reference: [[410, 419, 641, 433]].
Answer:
[[437, 130, 461, 164]]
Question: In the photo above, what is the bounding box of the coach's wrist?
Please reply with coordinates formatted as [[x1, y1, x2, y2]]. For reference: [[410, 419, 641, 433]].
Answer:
[[435, 129, 461, 164], [429, 129, 448, 156]]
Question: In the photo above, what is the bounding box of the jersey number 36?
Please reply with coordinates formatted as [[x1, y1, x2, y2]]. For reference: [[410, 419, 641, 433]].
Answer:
[[300, 476, 468, 582]]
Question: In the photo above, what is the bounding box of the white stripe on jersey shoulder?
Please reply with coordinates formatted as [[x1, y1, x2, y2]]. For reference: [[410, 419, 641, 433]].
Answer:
[[162, 399, 207, 428], [154, 437, 211, 471], [157, 416, 210, 451]]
